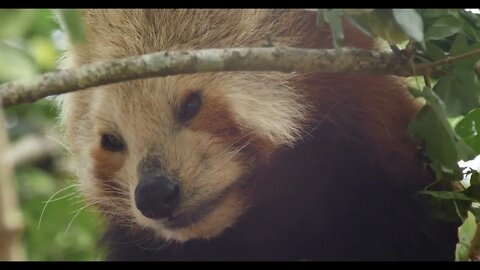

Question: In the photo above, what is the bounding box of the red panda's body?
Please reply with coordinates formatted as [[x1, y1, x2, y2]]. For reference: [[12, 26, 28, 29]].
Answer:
[[61, 9, 458, 260]]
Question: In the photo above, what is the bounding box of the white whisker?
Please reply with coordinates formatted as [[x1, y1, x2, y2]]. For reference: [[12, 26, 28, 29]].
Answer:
[[65, 204, 89, 234], [45, 135, 73, 155], [38, 184, 77, 230]]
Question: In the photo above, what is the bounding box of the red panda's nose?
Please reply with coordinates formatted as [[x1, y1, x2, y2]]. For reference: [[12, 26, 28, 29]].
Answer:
[[134, 173, 180, 219]]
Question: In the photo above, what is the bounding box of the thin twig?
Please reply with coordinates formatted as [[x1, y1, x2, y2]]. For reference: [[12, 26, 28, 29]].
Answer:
[[430, 48, 480, 68], [416, 47, 480, 75]]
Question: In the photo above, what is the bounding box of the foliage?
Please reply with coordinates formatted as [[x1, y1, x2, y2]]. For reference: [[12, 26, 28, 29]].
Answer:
[[1, 9, 101, 261], [318, 8, 480, 260], [456, 211, 480, 261], [16, 166, 102, 261]]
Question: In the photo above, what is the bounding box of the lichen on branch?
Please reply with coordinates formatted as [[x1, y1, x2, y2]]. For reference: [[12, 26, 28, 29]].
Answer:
[[0, 46, 415, 108]]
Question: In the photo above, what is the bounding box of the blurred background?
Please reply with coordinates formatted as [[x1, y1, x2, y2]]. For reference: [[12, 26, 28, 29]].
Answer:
[[0, 9, 102, 261]]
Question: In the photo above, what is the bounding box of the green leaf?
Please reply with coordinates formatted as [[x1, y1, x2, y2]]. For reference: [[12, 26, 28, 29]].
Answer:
[[462, 22, 480, 41], [366, 11, 409, 44], [17, 167, 56, 199], [392, 9, 424, 42], [29, 10, 60, 37], [456, 140, 478, 164], [450, 33, 469, 56], [55, 9, 85, 44], [451, 70, 480, 115], [456, 244, 469, 261], [17, 168, 103, 261], [432, 76, 457, 116], [471, 171, 480, 186], [470, 207, 480, 219], [425, 15, 463, 40], [427, 195, 472, 222], [409, 88, 476, 171], [316, 9, 325, 27], [425, 41, 447, 61], [456, 109, 480, 154], [420, 190, 476, 201], [463, 184, 480, 203], [340, 9, 374, 16], [29, 36, 59, 71], [0, 41, 38, 82], [433, 72, 480, 118], [409, 105, 459, 170], [324, 9, 344, 50], [450, 34, 480, 70], [423, 9, 450, 18], [0, 9, 38, 39], [428, 160, 463, 181], [459, 9, 480, 30], [456, 211, 478, 261], [346, 15, 373, 37]]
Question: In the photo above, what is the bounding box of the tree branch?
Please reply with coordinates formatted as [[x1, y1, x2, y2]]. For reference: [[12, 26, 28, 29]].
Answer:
[[416, 47, 480, 75], [424, 48, 480, 68], [0, 106, 24, 261], [0, 46, 414, 108], [6, 134, 64, 169]]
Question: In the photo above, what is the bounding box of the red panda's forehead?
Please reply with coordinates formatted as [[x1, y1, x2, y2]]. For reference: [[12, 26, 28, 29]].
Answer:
[[93, 75, 239, 141], [97, 76, 209, 125], [92, 71, 306, 155]]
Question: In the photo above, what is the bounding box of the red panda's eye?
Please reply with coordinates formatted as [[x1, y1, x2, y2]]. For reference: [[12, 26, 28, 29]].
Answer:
[[101, 134, 125, 152], [178, 91, 202, 123]]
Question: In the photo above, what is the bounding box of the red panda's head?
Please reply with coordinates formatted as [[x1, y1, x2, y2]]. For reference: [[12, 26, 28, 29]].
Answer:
[[62, 70, 308, 242], [60, 9, 314, 242], [60, 9, 316, 243]]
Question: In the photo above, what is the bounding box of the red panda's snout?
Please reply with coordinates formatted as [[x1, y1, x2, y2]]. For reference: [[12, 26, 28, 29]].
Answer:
[[135, 153, 181, 220], [134, 171, 180, 220], [129, 144, 251, 242], [133, 153, 238, 231]]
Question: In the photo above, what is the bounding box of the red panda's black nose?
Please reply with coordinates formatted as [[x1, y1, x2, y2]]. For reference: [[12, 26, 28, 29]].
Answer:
[[134, 174, 180, 219]]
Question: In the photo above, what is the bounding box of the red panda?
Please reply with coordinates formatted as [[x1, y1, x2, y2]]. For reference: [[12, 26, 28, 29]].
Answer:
[[60, 9, 458, 260]]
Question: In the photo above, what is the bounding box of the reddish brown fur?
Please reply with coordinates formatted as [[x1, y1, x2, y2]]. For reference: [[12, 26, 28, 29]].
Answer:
[[294, 73, 424, 186], [90, 146, 125, 181], [90, 145, 128, 201], [287, 12, 423, 187], [187, 92, 240, 142], [187, 91, 275, 163]]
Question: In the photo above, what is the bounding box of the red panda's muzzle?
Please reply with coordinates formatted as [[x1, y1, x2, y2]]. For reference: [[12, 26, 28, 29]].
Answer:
[[134, 172, 180, 219]]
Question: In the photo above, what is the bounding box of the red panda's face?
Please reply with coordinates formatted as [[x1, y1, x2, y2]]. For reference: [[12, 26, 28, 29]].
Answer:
[[64, 72, 307, 242]]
